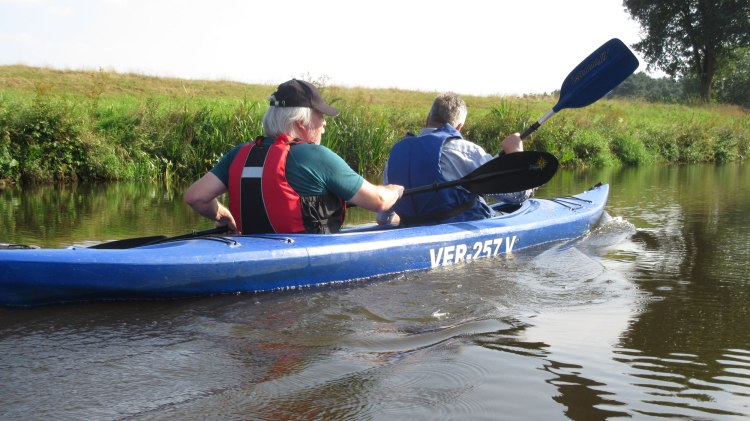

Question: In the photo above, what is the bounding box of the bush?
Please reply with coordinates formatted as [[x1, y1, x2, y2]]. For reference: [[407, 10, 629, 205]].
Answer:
[[0, 107, 20, 181], [611, 132, 653, 165], [466, 100, 534, 154], [642, 126, 680, 163], [713, 128, 739, 162], [528, 121, 576, 165], [13, 99, 89, 181], [571, 130, 614, 167], [676, 125, 713, 163]]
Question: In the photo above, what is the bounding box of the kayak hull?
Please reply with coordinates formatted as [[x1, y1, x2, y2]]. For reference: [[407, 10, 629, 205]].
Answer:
[[0, 184, 609, 306]]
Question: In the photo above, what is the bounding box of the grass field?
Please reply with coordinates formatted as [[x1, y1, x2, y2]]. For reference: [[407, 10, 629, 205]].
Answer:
[[1, 65, 747, 183]]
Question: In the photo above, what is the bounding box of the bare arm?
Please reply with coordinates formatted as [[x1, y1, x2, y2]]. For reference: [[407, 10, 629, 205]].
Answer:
[[348, 180, 403, 212], [184, 172, 238, 234]]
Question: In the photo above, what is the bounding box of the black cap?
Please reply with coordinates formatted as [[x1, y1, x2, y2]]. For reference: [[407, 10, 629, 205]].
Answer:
[[269, 79, 339, 116]]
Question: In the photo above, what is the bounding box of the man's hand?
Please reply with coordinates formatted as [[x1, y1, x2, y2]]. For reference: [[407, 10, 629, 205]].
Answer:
[[214, 204, 239, 235], [501, 133, 524, 154]]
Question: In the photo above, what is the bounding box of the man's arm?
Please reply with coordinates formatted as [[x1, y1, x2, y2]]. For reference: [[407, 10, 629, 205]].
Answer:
[[184, 172, 238, 233], [348, 180, 403, 212]]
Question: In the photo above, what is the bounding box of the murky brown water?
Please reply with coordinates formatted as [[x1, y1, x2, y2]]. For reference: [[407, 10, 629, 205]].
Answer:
[[1, 162, 748, 420]]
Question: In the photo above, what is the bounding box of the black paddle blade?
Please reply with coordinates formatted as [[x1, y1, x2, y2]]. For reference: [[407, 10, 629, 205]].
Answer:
[[461, 151, 559, 194], [88, 226, 230, 249], [89, 235, 168, 249], [401, 151, 559, 197]]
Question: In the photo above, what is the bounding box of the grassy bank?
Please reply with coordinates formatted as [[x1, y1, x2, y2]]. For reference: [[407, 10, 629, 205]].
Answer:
[[1, 65, 748, 184]]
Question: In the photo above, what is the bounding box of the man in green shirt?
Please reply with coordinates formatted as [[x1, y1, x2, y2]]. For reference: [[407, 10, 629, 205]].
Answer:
[[184, 79, 403, 234]]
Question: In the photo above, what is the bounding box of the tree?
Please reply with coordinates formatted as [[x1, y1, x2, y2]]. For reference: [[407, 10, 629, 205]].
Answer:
[[610, 71, 684, 102], [714, 47, 750, 109], [623, 0, 750, 102]]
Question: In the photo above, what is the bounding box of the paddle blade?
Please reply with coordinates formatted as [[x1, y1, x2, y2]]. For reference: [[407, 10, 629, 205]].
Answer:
[[554, 38, 639, 112], [89, 235, 168, 249], [89, 226, 230, 249], [462, 151, 559, 194]]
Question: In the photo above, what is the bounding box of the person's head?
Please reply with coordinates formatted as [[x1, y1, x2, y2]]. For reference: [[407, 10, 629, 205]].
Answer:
[[263, 79, 339, 144], [426, 92, 467, 130]]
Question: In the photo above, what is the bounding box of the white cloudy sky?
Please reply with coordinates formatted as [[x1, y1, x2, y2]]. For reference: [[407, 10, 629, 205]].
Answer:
[[0, 0, 649, 96]]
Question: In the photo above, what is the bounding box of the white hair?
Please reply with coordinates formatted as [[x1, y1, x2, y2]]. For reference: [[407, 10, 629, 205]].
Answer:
[[263, 103, 312, 138]]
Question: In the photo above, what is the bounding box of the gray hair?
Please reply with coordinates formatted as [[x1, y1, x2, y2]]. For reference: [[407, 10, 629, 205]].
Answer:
[[427, 92, 467, 128], [263, 102, 312, 138]]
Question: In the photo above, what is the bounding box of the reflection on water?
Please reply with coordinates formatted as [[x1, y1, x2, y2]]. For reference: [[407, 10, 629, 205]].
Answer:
[[1, 162, 749, 419], [0, 182, 209, 247], [0, 181, 384, 248], [607, 164, 750, 419], [535, 163, 750, 419]]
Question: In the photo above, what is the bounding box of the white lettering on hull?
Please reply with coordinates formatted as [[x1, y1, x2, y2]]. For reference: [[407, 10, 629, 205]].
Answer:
[[429, 236, 518, 268]]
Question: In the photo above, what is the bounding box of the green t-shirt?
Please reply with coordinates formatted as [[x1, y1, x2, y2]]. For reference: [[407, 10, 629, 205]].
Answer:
[[210, 139, 364, 201]]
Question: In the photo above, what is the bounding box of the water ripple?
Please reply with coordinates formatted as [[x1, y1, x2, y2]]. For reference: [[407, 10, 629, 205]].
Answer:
[[612, 346, 750, 418]]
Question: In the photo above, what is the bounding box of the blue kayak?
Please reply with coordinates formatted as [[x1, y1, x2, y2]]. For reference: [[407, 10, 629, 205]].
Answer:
[[0, 184, 609, 307]]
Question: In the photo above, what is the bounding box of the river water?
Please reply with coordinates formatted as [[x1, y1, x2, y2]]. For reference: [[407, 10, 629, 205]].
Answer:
[[1, 162, 748, 420]]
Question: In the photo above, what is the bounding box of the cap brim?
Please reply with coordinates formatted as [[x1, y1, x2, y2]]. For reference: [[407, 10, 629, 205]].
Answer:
[[316, 103, 340, 117]]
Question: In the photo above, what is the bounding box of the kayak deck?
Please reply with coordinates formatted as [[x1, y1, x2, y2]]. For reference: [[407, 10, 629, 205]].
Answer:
[[0, 184, 609, 306]]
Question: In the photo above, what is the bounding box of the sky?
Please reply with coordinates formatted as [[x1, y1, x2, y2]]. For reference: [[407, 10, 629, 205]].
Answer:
[[0, 0, 650, 97]]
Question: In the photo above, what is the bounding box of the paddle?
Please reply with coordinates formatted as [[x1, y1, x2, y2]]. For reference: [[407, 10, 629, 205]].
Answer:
[[394, 39, 637, 198], [402, 150, 558, 196], [89, 226, 230, 249], [519, 38, 639, 140]]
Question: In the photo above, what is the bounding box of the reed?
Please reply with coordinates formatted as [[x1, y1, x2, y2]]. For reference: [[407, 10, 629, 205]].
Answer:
[[325, 104, 423, 178]]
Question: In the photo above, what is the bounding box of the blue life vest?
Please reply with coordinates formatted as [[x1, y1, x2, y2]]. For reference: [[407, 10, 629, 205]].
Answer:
[[387, 125, 492, 225]]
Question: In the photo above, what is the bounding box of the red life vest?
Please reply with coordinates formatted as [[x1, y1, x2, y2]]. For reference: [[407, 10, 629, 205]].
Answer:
[[227, 135, 346, 234]]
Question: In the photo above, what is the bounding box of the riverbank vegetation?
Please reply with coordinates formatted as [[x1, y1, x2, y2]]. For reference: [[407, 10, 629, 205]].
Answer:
[[1, 65, 748, 184]]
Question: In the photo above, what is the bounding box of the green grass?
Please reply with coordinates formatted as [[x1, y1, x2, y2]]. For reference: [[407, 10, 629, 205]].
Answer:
[[1, 64, 748, 183]]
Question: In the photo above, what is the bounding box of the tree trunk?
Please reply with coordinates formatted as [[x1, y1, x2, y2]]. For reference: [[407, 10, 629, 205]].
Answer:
[[699, 48, 716, 102]]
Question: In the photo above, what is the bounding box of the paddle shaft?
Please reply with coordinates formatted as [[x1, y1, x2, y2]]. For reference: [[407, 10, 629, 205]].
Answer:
[[520, 110, 555, 140]]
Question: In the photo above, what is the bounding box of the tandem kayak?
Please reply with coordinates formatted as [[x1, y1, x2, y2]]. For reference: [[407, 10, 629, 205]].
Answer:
[[0, 183, 609, 307]]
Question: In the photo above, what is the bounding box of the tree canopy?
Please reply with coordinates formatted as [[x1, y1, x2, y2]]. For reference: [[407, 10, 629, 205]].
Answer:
[[714, 47, 750, 108], [623, 0, 750, 102], [610, 72, 685, 103]]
